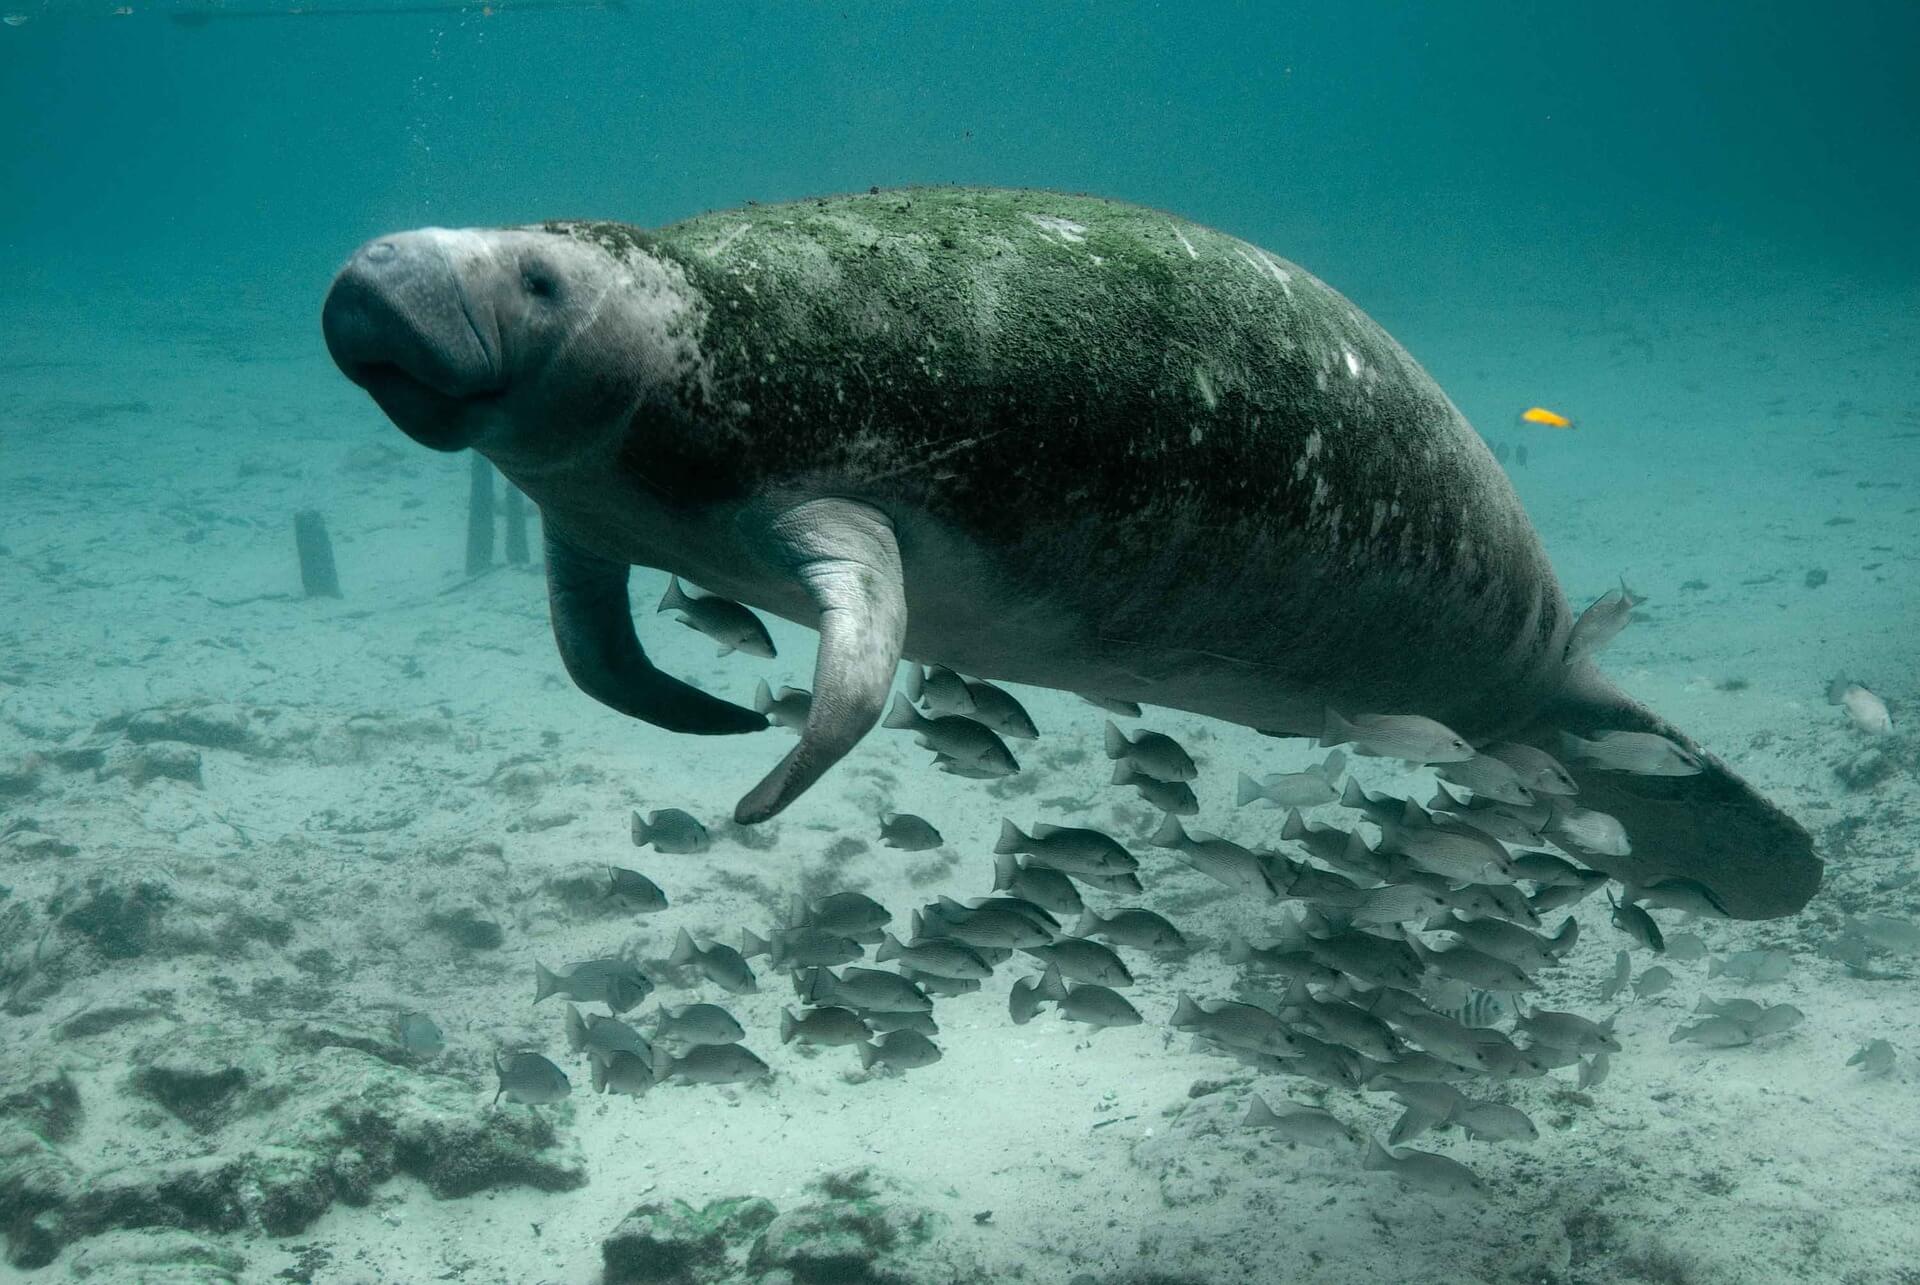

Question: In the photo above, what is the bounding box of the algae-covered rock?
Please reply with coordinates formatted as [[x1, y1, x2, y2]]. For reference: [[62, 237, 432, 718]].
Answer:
[[123, 704, 255, 752], [55, 873, 175, 959], [67, 1228, 247, 1282], [423, 897, 506, 950], [601, 1196, 777, 1284], [747, 1167, 974, 1285], [0, 1072, 82, 1143], [0, 753, 43, 799]]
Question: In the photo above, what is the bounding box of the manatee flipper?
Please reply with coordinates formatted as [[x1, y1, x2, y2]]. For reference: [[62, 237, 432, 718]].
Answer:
[[734, 499, 906, 824], [1517, 663, 1819, 920], [544, 527, 767, 735]]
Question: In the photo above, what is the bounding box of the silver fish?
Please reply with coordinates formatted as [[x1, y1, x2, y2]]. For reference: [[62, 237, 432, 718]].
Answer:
[[991, 854, 1085, 916], [1481, 741, 1579, 796], [1282, 810, 1389, 881], [1102, 721, 1197, 782], [1221, 936, 1343, 986], [1072, 907, 1186, 953], [1518, 1008, 1620, 1054], [1008, 967, 1058, 1025], [1454, 1100, 1537, 1143], [566, 1005, 654, 1063], [1169, 993, 1303, 1057], [1235, 750, 1346, 809], [1750, 1003, 1805, 1036], [1664, 932, 1708, 961], [1708, 948, 1792, 982], [1320, 709, 1474, 764], [1508, 851, 1588, 886], [1577, 1051, 1611, 1089], [1440, 915, 1560, 972], [593, 1050, 654, 1096], [752, 679, 811, 731], [670, 929, 758, 993], [1152, 815, 1277, 899], [1546, 803, 1631, 857], [1848, 1038, 1896, 1075], [878, 812, 944, 851], [1564, 579, 1634, 663], [657, 575, 775, 657], [1626, 878, 1729, 918], [653, 1043, 769, 1085], [1669, 1017, 1753, 1048], [858, 1029, 943, 1071], [1244, 1096, 1356, 1148], [1112, 760, 1200, 814], [781, 1005, 872, 1046], [607, 865, 669, 913], [494, 1051, 570, 1105], [649, 1003, 743, 1048], [1055, 981, 1143, 1029], [1435, 754, 1536, 806], [394, 1011, 444, 1056], [884, 695, 1019, 775], [1409, 938, 1536, 993], [1363, 1138, 1483, 1196], [1379, 811, 1516, 883], [1828, 679, 1893, 736], [535, 958, 653, 1012], [1279, 978, 1402, 1061], [1558, 730, 1703, 777], [1303, 928, 1425, 991], [996, 819, 1136, 876], [1845, 914, 1920, 955], [1633, 966, 1675, 998], [631, 808, 711, 854], [905, 663, 976, 717]]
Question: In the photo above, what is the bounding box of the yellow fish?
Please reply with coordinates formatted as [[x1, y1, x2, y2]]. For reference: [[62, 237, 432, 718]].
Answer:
[[1518, 406, 1575, 429]]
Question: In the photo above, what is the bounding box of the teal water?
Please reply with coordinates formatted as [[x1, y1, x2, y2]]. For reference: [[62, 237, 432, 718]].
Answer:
[[2, 5, 1917, 1283]]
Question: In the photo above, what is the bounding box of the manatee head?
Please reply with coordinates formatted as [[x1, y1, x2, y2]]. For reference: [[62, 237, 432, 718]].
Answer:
[[322, 224, 700, 460]]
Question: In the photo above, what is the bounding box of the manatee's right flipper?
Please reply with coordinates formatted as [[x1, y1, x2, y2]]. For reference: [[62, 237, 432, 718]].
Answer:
[[734, 499, 906, 825], [544, 527, 767, 735], [1514, 663, 1820, 920]]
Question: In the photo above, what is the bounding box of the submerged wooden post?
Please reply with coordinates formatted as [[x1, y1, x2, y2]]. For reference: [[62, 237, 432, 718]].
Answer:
[[293, 510, 342, 598], [466, 453, 495, 576], [502, 484, 530, 565]]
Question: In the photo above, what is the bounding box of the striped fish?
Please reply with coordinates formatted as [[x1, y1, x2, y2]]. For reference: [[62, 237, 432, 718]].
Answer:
[[1426, 979, 1510, 1028]]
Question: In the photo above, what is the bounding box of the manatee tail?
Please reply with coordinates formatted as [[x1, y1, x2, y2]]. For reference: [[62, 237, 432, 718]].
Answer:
[[1514, 663, 1819, 920]]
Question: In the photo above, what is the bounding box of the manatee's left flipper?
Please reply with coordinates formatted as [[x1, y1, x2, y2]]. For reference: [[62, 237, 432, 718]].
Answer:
[[544, 526, 767, 735], [735, 499, 906, 824], [1516, 662, 1821, 920]]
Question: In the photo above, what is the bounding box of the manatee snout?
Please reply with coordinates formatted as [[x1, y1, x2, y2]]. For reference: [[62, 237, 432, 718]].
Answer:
[[322, 231, 505, 452]]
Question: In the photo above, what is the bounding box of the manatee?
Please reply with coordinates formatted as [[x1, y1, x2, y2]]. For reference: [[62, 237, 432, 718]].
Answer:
[[320, 187, 1818, 919]]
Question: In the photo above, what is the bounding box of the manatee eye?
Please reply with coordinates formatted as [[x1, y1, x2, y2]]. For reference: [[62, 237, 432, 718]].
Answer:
[[522, 265, 559, 301]]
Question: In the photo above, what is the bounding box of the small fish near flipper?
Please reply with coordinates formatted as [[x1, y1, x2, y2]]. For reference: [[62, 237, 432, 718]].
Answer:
[[1513, 661, 1820, 920]]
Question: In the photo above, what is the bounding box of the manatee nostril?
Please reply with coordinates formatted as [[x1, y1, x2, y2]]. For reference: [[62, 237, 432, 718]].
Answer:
[[364, 240, 398, 265]]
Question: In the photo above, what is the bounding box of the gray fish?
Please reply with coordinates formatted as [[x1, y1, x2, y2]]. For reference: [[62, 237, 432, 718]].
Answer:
[[1320, 709, 1474, 764], [996, 819, 1136, 877], [1625, 878, 1728, 918], [1669, 1016, 1753, 1048], [903, 971, 980, 998], [650, 1003, 744, 1047], [535, 958, 653, 1013], [1435, 754, 1536, 807], [1848, 1038, 1896, 1076], [565, 1005, 654, 1063], [1577, 1051, 1611, 1090], [1008, 968, 1056, 1025], [793, 891, 891, 940], [1263, 853, 1368, 910], [593, 1050, 655, 1096], [859, 1029, 943, 1072], [1102, 721, 1197, 782], [932, 753, 1007, 780], [1022, 936, 1134, 987], [1152, 815, 1277, 900], [1481, 741, 1580, 796], [752, 679, 811, 731], [1608, 894, 1665, 953], [630, 808, 711, 854], [1426, 980, 1512, 1030], [875, 932, 993, 980], [1282, 810, 1390, 881], [743, 925, 862, 971], [879, 812, 944, 851], [1845, 914, 1920, 956], [1528, 870, 1612, 915], [860, 1008, 939, 1037], [670, 929, 758, 993], [1279, 978, 1401, 1061], [1708, 948, 1792, 982], [658, 575, 776, 657], [653, 1043, 770, 1085], [1221, 936, 1343, 986], [1067, 867, 1146, 897], [1078, 692, 1142, 717], [1598, 949, 1632, 1002], [1072, 907, 1186, 953], [1508, 851, 1588, 886], [1664, 931, 1708, 961], [904, 663, 976, 717], [1633, 966, 1675, 998], [1244, 1096, 1356, 1148], [1409, 938, 1535, 993], [1559, 730, 1703, 777], [1518, 1008, 1619, 1054], [1112, 761, 1200, 814], [1169, 993, 1303, 1058], [394, 1011, 444, 1056], [1425, 788, 1545, 847], [1378, 812, 1515, 884], [1056, 981, 1143, 1029], [959, 676, 1039, 740], [1454, 1100, 1537, 1143], [804, 965, 933, 1013], [1750, 1003, 1805, 1037], [1302, 928, 1425, 992], [1827, 679, 1893, 736], [494, 1051, 570, 1105], [1336, 777, 1409, 829], [991, 854, 1085, 916], [607, 865, 669, 913], [1547, 804, 1631, 857], [940, 891, 1060, 936], [914, 903, 1052, 951], [1695, 996, 1765, 1023], [1235, 751, 1346, 809], [1564, 579, 1634, 663], [884, 695, 1019, 775], [1440, 915, 1560, 972], [1363, 1138, 1483, 1196], [781, 1005, 872, 1046]]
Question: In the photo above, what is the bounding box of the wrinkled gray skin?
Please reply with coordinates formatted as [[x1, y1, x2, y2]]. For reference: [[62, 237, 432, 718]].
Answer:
[[320, 188, 1818, 919]]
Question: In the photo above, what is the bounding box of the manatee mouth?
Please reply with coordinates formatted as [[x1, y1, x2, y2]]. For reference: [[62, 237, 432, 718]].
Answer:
[[322, 236, 505, 452]]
